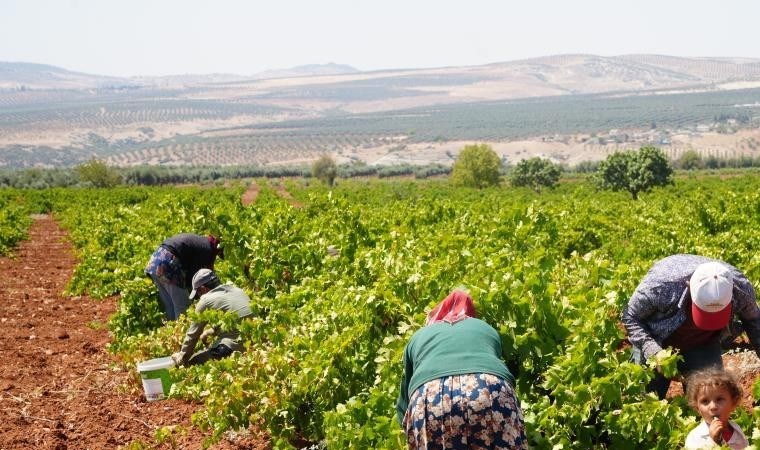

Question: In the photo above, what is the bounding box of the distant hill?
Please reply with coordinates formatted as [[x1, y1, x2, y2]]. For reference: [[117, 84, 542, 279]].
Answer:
[[251, 63, 360, 80], [200, 54, 760, 113], [0, 62, 361, 90], [2, 55, 760, 169], [0, 61, 139, 90], [130, 63, 360, 87], [3, 56, 760, 96]]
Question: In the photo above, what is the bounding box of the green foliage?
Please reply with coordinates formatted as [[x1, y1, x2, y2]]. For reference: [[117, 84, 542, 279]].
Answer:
[[510, 157, 562, 191], [450, 143, 502, 188], [75, 158, 122, 187], [594, 146, 674, 199], [32, 175, 760, 449], [312, 155, 338, 187], [0, 190, 34, 255], [677, 150, 704, 170]]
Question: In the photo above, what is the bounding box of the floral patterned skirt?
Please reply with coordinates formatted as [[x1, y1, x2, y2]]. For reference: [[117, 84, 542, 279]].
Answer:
[[144, 246, 184, 286], [403, 373, 528, 450]]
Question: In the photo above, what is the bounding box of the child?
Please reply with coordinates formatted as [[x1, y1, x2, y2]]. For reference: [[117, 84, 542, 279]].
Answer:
[[685, 368, 749, 449]]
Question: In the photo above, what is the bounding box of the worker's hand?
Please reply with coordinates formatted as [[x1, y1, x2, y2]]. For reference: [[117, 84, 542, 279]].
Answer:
[[171, 352, 185, 367], [200, 329, 215, 345], [709, 416, 726, 445], [651, 349, 669, 374], [648, 348, 681, 378]]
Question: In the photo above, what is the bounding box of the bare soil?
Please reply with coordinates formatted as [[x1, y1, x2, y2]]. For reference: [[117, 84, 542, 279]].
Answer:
[[241, 182, 260, 206], [0, 215, 269, 450], [667, 343, 760, 412], [273, 182, 303, 208]]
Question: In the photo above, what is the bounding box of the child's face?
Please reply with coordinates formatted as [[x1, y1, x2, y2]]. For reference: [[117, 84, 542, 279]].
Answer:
[[695, 385, 738, 423]]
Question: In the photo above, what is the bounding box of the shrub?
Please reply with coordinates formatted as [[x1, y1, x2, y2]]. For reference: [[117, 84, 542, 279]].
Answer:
[[450, 144, 501, 188], [510, 157, 562, 191]]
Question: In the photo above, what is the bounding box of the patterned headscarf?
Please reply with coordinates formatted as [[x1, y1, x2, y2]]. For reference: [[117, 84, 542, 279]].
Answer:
[[425, 290, 477, 325]]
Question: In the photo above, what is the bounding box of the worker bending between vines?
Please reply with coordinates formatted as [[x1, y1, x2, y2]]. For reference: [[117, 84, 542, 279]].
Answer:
[[396, 290, 527, 449], [621, 254, 760, 399], [171, 269, 251, 366]]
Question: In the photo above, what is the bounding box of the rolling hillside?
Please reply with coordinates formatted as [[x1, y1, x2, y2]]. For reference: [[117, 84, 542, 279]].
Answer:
[[1, 55, 760, 168]]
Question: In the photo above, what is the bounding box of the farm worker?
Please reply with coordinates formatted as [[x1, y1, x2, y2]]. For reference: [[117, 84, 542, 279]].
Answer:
[[145, 233, 224, 320], [395, 290, 528, 450], [684, 368, 748, 449], [171, 268, 251, 366], [621, 254, 760, 399]]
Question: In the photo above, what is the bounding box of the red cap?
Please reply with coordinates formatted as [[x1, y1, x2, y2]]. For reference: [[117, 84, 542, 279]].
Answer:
[[692, 301, 731, 330]]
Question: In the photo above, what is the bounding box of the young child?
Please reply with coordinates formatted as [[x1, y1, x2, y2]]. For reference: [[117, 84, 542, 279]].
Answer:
[[685, 368, 749, 449]]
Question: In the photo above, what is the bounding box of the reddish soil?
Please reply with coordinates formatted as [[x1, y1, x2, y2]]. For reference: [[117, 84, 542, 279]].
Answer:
[[666, 345, 760, 412], [242, 179, 304, 207], [0, 215, 269, 450], [273, 181, 304, 208], [241, 182, 260, 206]]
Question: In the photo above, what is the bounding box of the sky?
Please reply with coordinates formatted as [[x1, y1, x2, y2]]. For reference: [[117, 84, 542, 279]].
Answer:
[[2, 0, 759, 78]]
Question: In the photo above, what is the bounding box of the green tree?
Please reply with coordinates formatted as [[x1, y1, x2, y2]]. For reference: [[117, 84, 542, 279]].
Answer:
[[450, 143, 502, 188], [312, 155, 338, 186], [676, 150, 703, 170], [510, 157, 562, 191], [704, 155, 721, 169], [75, 158, 122, 188], [594, 146, 673, 199]]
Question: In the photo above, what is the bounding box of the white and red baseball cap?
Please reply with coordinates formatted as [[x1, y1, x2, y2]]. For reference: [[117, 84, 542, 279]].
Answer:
[[690, 261, 733, 330]]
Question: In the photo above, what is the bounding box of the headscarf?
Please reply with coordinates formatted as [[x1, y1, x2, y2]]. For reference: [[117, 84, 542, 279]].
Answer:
[[425, 290, 477, 325], [208, 235, 224, 259]]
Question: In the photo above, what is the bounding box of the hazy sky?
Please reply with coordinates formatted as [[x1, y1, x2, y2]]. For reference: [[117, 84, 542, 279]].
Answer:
[[2, 0, 758, 77]]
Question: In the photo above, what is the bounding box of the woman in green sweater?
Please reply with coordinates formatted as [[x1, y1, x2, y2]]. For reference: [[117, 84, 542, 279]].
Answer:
[[396, 290, 527, 449]]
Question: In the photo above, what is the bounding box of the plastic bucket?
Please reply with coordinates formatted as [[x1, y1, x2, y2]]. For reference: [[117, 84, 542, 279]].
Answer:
[[136, 356, 175, 401]]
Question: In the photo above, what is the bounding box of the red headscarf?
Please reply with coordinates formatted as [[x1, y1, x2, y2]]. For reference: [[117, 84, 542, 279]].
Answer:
[[208, 235, 224, 259], [425, 290, 477, 325]]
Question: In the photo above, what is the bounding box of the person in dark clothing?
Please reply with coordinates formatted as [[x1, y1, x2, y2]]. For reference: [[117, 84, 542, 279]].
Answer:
[[145, 233, 223, 320], [396, 290, 527, 450], [621, 254, 760, 399]]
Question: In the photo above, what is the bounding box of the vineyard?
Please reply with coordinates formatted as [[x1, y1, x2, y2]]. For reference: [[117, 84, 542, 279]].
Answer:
[[0, 88, 285, 130], [2, 175, 760, 449]]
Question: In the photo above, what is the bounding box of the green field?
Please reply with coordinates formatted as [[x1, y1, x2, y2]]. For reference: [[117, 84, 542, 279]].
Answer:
[[4, 174, 760, 449]]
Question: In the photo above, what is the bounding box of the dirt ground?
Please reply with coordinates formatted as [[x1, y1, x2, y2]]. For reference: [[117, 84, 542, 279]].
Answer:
[[0, 215, 269, 450], [240, 181, 260, 206], [667, 344, 760, 412]]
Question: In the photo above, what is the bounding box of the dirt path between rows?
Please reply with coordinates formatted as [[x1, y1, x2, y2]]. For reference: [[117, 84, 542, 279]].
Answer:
[[0, 215, 268, 450], [273, 183, 303, 208], [241, 179, 303, 208], [241, 181, 260, 206]]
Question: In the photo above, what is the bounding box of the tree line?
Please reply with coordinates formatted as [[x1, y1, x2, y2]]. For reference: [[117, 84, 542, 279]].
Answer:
[[2, 147, 759, 197]]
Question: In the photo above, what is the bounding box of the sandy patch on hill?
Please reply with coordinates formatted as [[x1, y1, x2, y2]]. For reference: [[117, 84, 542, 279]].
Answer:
[[0, 115, 271, 149]]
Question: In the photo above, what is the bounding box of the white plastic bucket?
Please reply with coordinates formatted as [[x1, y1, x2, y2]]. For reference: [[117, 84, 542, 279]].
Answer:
[[136, 356, 175, 401]]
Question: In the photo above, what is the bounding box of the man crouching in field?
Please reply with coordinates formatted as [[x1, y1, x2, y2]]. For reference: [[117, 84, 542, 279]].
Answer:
[[171, 269, 252, 366], [621, 254, 760, 399]]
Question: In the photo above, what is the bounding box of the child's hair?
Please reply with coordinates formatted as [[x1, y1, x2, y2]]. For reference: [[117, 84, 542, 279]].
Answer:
[[685, 367, 742, 408]]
